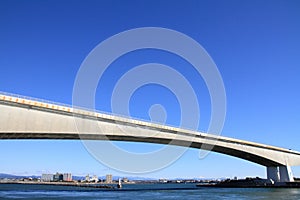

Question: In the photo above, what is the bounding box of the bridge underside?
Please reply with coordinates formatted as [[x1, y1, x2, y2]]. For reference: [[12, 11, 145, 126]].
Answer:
[[0, 132, 295, 182], [0, 132, 290, 167]]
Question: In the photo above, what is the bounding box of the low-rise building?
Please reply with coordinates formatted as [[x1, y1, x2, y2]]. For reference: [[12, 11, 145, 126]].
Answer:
[[85, 174, 90, 182], [90, 175, 98, 182]]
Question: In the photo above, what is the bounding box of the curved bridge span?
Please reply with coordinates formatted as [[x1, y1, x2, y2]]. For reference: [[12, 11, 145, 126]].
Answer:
[[0, 92, 299, 182]]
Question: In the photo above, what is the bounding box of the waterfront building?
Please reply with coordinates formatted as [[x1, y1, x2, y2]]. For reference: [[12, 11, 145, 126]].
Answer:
[[159, 178, 168, 183], [85, 174, 90, 182], [106, 174, 112, 183], [63, 173, 72, 182], [41, 174, 53, 182], [53, 172, 63, 182], [41, 172, 71, 182], [91, 175, 98, 182]]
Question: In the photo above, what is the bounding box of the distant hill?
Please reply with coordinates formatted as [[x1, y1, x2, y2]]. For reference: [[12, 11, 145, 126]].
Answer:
[[0, 173, 208, 181], [0, 173, 19, 179], [0, 173, 40, 179], [0, 173, 157, 181]]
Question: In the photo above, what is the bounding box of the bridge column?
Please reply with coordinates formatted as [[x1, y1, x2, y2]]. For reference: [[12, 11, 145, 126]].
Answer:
[[267, 166, 280, 182], [267, 166, 294, 182], [279, 166, 294, 182]]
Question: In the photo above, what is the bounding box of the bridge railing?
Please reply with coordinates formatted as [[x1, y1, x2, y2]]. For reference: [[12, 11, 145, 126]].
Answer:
[[0, 91, 72, 109]]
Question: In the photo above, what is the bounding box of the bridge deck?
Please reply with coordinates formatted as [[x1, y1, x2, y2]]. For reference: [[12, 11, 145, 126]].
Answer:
[[0, 92, 298, 157]]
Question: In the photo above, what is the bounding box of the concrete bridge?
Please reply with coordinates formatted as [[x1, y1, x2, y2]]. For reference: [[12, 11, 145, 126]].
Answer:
[[0, 92, 300, 183]]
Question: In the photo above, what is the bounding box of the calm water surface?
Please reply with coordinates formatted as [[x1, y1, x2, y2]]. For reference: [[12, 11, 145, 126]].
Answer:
[[0, 183, 300, 199]]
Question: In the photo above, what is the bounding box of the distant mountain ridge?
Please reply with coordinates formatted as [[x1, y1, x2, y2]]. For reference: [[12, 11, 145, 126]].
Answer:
[[0, 173, 40, 179], [0, 173, 156, 181], [0, 173, 213, 181]]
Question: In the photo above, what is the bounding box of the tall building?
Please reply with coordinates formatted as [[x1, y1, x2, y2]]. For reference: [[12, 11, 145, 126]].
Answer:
[[106, 174, 112, 183], [53, 172, 63, 182], [41, 174, 53, 182], [63, 173, 72, 182]]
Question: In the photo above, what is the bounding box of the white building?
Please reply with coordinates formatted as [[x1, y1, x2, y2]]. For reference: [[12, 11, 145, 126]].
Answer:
[[85, 174, 90, 182], [90, 175, 98, 182], [41, 174, 54, 182], [63, 173, 72, 182]]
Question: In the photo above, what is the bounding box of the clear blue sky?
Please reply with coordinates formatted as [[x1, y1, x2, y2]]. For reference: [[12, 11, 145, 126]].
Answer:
[[0, 0, 300, 179]]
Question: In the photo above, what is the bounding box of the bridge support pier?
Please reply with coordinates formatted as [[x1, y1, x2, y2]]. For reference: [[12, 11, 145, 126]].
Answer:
[[267, 166, 294, 182]]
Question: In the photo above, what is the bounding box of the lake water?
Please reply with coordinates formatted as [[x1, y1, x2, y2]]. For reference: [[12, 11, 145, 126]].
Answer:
[[1, 183, 300, 199]]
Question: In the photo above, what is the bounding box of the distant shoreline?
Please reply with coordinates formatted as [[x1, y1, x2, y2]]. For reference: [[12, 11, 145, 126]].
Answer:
[[3, 181, 300, 189], [0, 181, 117, 189]]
